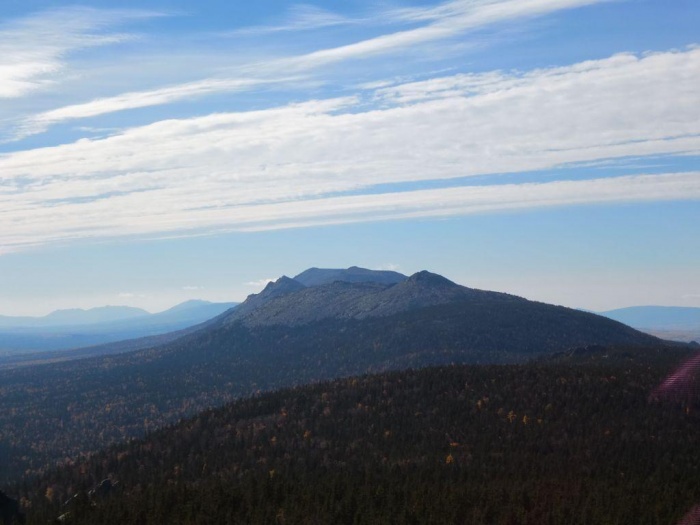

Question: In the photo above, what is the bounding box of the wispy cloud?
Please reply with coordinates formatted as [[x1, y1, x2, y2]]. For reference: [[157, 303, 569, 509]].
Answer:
[[233, 4, 355, 35], [2, 171, 699, 253], [376, 264, 402, 272], [285, 0, 607, 70], [391, 0, 607, 23], [8, 0, 608, 139], [245, 278, 276, 287], [14, 77, 279, 141], [0, 7, 163, 99], [0, 48, 698, 253], [182, 285, 204, 291], [118, 292, 147, 299], [236, 172, 700, 232]]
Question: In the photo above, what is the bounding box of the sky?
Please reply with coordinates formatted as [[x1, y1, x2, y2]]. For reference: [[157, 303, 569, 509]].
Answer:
[[0, 0, 698, 316]]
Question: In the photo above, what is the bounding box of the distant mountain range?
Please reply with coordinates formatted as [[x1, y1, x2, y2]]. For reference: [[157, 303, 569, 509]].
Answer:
[[0, 300, 238, 354], [0, 305, 149, 329]]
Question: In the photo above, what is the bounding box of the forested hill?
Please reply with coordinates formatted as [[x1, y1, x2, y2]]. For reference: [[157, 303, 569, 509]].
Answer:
[[0, 268, 665, 483], [15, 347, 700, 525]]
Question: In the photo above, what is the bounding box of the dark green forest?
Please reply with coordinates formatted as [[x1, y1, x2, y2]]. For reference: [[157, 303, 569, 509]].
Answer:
[[12, 346, 700, 525]]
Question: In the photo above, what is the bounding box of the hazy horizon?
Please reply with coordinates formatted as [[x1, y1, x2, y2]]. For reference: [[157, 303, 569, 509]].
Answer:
[[1, 265, 699, 318]]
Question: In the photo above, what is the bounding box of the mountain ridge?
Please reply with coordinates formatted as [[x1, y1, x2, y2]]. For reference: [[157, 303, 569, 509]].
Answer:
[[223, 270, 530, 328]]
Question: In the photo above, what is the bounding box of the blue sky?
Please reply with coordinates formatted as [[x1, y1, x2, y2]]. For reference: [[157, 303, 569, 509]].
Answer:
[[0, 0, 698, 315]]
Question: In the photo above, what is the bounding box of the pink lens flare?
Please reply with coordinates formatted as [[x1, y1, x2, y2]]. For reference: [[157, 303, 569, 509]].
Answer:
[[677, 505, 700, 525], [649, 352, 700, 405]]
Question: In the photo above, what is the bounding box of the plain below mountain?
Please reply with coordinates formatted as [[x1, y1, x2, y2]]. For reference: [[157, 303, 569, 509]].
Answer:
[[599, 306, 700, 331], [599, 306, 700, 343]]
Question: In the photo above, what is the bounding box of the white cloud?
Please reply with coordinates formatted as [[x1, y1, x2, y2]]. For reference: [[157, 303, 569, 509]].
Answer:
[[245, 278, 276, 287], [0, 172, 698, 253], [391, 0, 607, 23], [14, 77, 273, 140], [285, 0, 606, 70], [0, 48, 698, 253], [182, 285, 204, 291], [9, 0, 607, 138], [376, 264, 402, 272], [233, 4, 354, 35], [118, 292, 148, 299], [0, 7, 163, 99]]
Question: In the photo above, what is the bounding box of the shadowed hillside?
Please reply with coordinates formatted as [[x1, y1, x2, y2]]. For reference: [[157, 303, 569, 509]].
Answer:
[[15, 348, 700, 525]]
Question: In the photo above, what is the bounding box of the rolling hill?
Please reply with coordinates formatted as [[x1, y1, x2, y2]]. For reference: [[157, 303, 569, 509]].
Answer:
[[15, 348, 700, 525]]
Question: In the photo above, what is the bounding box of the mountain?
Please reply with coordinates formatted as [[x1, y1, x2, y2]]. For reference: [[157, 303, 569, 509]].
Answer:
[[18, 350, 700, 525], [102, 300, 239, 332], [0, 306, 149, 329], [225, 271, 525, 327], [0, 268, 668, 483], [0, 300, 238, 354], [599, 306, 700, 330], [293, 265, 407, 287], [221, 271, 656, 337]]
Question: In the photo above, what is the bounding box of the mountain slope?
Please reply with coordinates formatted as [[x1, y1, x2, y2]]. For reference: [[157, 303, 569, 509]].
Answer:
[[0, 268, 666, 483]]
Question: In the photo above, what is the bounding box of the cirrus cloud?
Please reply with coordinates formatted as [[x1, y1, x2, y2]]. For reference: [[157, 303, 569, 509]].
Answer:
[[0, 47, 698, 254]]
